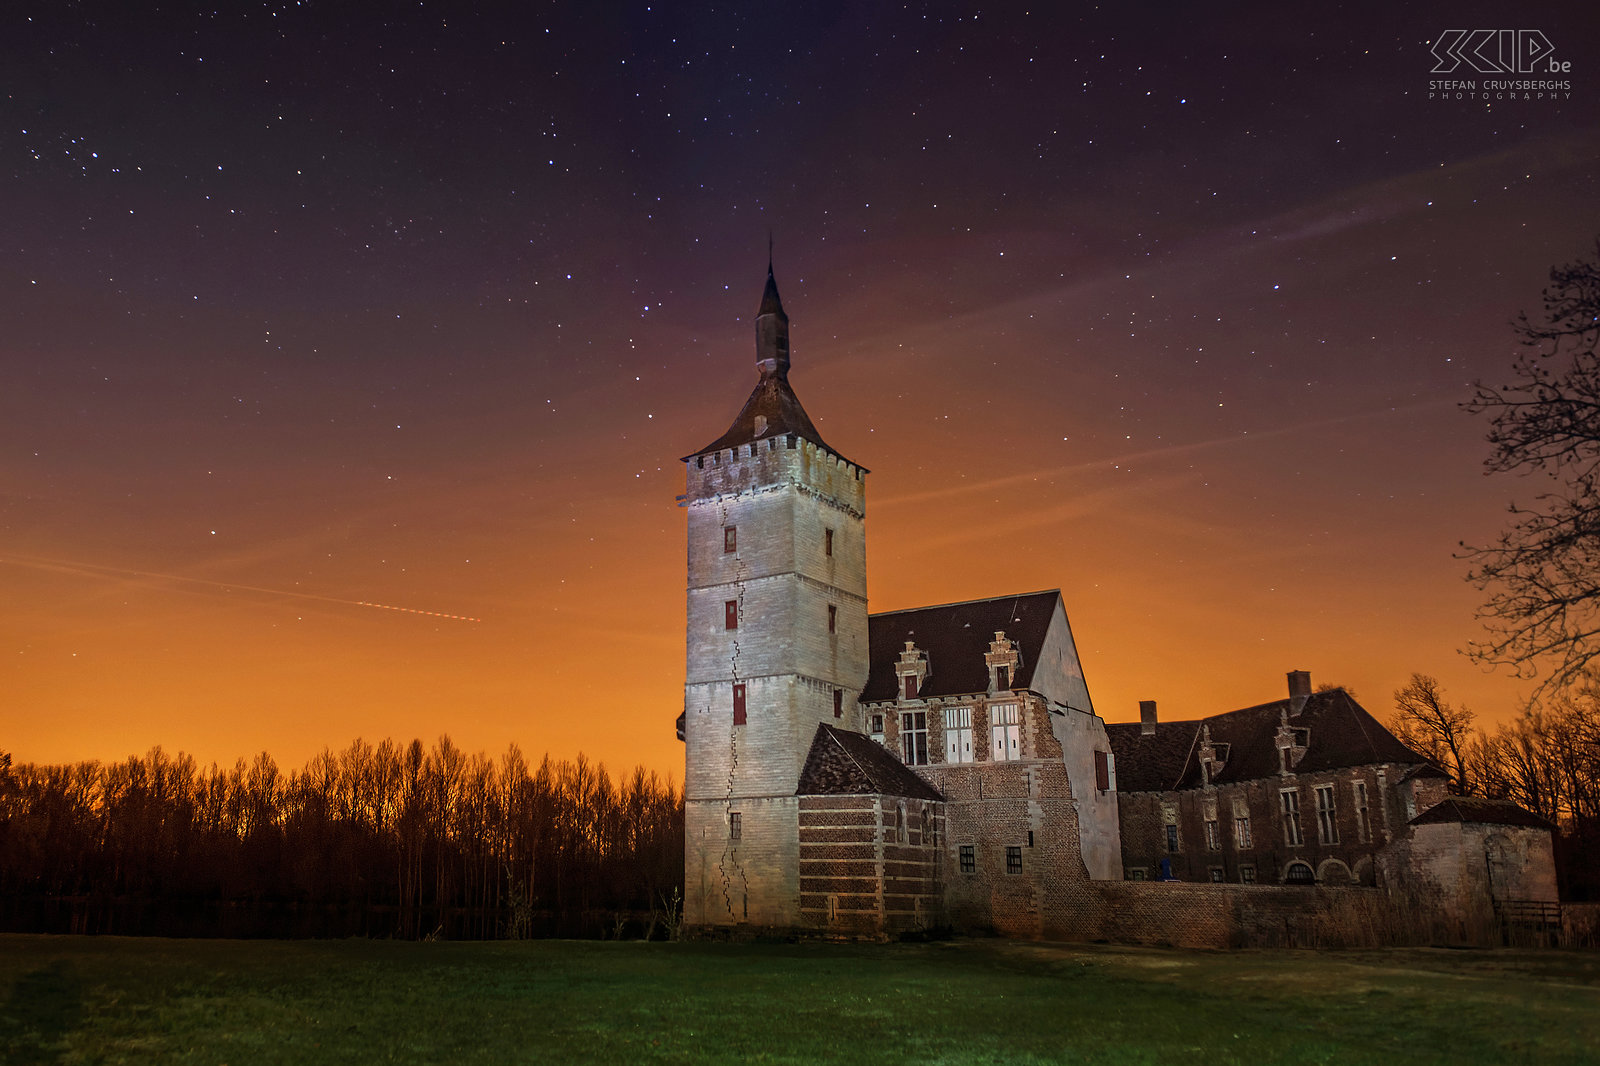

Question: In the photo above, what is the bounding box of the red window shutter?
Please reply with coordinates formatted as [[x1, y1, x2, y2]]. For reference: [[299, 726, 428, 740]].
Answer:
[[1095, 750, 1110, 791], [733, 684, 747, 725], [725, 600, 738, 630], [903, 675, 918, 700]]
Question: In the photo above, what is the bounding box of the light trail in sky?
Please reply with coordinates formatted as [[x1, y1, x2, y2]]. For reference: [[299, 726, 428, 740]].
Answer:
[[0, 553, 483, 623]]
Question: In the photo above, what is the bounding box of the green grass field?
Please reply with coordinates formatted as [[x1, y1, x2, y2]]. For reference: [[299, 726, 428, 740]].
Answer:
[[3, 935, 1598, 1065]]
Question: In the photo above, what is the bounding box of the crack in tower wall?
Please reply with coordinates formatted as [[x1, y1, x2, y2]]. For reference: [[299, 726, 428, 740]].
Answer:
[[715, 496, 748, 920]]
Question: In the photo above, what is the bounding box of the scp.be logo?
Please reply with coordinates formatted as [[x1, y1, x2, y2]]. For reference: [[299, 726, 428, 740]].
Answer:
[[1430, 30, 1568, 74]]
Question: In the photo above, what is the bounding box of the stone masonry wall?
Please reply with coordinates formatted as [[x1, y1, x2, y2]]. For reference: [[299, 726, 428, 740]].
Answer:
[[684, 436, 870, 932]]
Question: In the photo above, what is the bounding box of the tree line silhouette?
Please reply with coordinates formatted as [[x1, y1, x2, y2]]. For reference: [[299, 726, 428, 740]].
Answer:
[[0, 737, 684, 939]]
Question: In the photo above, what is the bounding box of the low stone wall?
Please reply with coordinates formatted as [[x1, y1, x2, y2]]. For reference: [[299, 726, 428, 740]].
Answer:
[[1054, 881, 1474, 949]]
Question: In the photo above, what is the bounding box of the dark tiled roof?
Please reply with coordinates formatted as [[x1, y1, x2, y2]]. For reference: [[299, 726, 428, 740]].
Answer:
[[863, 590, 1062, 703], [1411, 796, 1553, 829], [1105, 688, 1435, 792], [1103, 719, 1202, 792], [796, 724, 943, 801], [684, 372, 847, 462]]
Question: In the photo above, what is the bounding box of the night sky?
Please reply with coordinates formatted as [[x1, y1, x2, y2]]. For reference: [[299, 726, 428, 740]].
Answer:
[[5, 2, 1597, 777]]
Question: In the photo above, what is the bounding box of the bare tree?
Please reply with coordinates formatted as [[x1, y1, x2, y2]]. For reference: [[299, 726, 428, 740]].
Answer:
[[1463, 238, 1600, 694], [1392, 673, 1477, 794]]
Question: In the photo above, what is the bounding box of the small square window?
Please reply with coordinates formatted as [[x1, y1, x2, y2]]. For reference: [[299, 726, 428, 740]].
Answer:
[[1005, 846, 1023, 875], [959, 845, 976, 874], [723, 526, 737, 553], [729, 811, 741, 840], [833, 689, 843, 718], [724, 600, 738, 630], [828, 604, 837, 633], [1128, 868, 1148, 882], [1209, 867, 1225, 883], [732, 684, 746, 726], [1240, 865, 1257, 884], [825, 528, 834, 556]]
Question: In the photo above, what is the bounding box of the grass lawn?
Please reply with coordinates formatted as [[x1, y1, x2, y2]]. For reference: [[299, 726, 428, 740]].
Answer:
[[2, 935, 1598, 1065]]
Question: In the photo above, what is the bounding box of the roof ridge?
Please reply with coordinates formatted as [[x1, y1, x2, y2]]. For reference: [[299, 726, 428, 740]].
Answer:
[[868, 589, 1061, 618]]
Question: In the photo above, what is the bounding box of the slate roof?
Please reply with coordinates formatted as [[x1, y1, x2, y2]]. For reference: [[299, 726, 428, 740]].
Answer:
[[796, 724, 943, 801], [1410, 796, 1553, 830], [1104, 688, 1433, 792], [1101, 717, 1202, 792], [687, 370, 841, 460], [863, 590, 1062, 703]]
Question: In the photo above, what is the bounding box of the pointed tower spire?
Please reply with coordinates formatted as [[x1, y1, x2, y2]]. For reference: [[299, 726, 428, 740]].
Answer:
[[686, 262, 862, 466], [755, 258, 790, 378]]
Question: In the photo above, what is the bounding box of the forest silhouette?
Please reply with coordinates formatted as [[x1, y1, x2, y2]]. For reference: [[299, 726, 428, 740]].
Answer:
[[0, 738, 684, 939]]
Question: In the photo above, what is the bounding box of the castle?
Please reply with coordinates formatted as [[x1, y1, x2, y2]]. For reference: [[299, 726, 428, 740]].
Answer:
[[677, 266, 1558, 942]]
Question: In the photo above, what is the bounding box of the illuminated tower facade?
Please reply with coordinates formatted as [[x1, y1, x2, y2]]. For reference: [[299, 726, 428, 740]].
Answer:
[[680, 266, 868, 929]]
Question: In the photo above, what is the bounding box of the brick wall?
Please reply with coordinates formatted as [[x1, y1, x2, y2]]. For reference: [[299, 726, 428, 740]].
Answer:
[[797, 795, 944, 937], [1119, 764, 1422, 887]]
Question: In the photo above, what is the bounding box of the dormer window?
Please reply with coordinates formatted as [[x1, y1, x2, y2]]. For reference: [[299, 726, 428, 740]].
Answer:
[[985, 631, 1021, 693], [895, 640, 929, 701]]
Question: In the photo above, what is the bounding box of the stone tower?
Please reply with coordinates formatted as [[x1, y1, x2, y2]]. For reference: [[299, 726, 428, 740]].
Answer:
[[681, 265, 869, 929]]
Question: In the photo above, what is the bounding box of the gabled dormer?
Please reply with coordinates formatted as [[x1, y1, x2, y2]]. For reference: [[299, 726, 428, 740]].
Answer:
[[986, 630, 1020, 693], [895, 641, 929, 701]]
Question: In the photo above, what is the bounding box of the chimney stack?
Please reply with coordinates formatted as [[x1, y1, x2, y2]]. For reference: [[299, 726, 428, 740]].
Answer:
[[1139, 700, 1158, 736], [1287, 669, 1311, 716]]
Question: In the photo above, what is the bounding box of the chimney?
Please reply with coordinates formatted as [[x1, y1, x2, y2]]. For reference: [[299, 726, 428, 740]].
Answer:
[[1287, 670, 1311, 716], [1139, 700, 1158, 736]]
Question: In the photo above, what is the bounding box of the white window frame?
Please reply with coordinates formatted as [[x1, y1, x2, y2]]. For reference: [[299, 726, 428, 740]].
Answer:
[[945, 706, 974, 763], [990, 702, 1021, 761]]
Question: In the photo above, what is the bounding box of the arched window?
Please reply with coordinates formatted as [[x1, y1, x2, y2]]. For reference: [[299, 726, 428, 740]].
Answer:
[[1285, 861, 1315, 885]]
